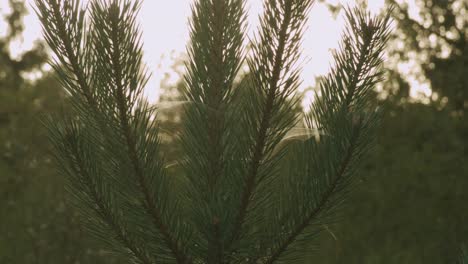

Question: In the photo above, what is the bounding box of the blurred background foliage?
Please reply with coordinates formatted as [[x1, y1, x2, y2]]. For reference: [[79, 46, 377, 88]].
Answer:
[[0, 0, 466, 263], [0, 0, 123, 262]]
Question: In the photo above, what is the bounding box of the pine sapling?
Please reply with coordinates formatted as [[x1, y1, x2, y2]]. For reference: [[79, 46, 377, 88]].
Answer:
[[36, 0, 391, 263]]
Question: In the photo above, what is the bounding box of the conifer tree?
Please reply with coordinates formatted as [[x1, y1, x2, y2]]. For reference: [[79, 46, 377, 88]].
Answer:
[[35, 0, 391, 263]]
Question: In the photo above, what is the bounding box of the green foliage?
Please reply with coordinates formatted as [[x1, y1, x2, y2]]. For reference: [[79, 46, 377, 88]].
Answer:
[[0, 1, 124, 262], [36, 0, 391, 263]]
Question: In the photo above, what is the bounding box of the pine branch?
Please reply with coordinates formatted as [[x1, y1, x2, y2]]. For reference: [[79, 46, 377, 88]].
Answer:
[[265, 124, 361, 264], [261, 7, 392, 262], [34, 0, 93, 103], [89, 1, 191, 263], [236, 0, 292, 231], [182, 0, 246, 262], [35, 1, 155, 260], [228, 0, 314, 251]]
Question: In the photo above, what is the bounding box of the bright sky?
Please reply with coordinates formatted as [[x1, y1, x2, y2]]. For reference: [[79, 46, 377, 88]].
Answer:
[[135, 0, 387, 104], [3, 0, 430, 105]]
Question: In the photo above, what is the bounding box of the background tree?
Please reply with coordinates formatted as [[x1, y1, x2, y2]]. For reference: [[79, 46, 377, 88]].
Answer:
[[387, 0, 466, 112], [0, 1, 123, 262]]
